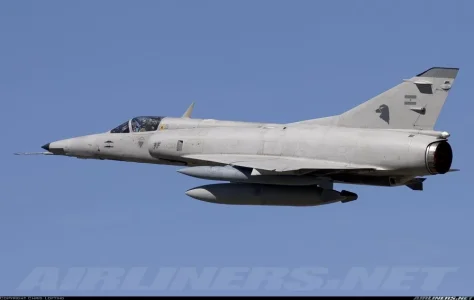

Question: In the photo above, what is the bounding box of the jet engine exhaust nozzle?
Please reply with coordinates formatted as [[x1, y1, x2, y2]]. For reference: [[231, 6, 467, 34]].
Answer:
[[425, 140, 453, 175]]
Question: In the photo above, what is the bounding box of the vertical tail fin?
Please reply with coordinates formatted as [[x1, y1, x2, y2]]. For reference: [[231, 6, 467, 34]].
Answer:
[[291, 67, 459, 130]]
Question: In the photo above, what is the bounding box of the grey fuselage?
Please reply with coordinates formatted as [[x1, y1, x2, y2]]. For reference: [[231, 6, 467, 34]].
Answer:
[[46, 116, 452, 188]]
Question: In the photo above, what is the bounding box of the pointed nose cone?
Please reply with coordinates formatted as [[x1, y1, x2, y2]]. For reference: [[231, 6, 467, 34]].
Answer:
[[43, 140, 67, 155], [185, 188, 217, 202], [177, 167, 202, 177]]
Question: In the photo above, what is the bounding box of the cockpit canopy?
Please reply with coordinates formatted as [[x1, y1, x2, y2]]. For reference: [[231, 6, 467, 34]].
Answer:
[[110, 116, 164, 133]]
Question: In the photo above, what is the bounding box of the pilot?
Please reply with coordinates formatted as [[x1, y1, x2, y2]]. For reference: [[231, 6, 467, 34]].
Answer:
[[132, 119, 141, 132]]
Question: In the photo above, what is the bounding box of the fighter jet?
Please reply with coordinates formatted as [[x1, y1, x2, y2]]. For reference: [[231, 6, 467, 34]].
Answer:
[[16, 67, 459, 206]]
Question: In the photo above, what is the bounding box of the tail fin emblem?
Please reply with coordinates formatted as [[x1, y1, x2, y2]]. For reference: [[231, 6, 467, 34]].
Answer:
[[375, 104, 390, 124]]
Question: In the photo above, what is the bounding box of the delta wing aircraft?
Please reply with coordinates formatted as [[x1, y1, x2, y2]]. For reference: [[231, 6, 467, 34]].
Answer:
[[17, 67, 459, 206]]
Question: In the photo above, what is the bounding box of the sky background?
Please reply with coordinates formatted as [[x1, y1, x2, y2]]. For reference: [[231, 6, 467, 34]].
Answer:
[[1, 0, 473, 296]]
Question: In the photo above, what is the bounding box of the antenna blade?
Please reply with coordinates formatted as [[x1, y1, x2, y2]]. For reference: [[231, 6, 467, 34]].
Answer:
[[182, 102, 195, 118]]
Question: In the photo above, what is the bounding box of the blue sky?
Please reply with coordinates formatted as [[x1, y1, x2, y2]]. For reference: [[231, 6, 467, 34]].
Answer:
[[1, 0, 473, 296]]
